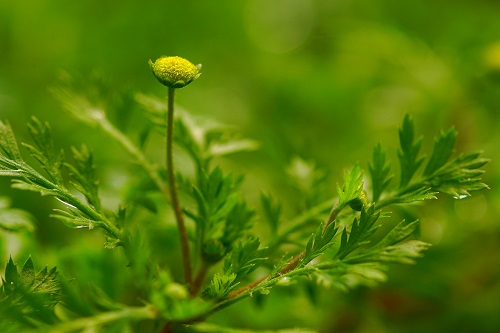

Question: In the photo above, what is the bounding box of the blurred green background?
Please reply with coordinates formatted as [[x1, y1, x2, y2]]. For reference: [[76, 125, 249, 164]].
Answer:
[[1, 0, 499, 332]]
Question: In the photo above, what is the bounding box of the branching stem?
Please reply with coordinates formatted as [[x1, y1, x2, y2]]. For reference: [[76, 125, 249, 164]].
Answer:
[[167, 87, 192, 287], [229, 201, 343, 299], [190, 261, 211, 296]]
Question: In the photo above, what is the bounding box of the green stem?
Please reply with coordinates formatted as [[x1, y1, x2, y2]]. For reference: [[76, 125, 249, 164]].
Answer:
[[45, 305, 156, 333], [167, 87, 192, 287], [190, 261, 211, 297]]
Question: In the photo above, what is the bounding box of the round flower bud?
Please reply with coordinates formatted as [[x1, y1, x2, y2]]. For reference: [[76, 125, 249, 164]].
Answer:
[[148, 56, 201, 88], [164, 282, 189, 300]]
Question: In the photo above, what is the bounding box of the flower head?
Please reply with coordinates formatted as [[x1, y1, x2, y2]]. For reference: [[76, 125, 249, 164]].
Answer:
[[148, 56, 201, 88]]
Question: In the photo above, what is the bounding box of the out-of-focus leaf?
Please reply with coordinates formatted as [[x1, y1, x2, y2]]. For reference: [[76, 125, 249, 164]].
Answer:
[[260, 194, 281, 235], [0, 197, 35, 233], [397, 114, 424, 188], [369, 143, 392, 202]]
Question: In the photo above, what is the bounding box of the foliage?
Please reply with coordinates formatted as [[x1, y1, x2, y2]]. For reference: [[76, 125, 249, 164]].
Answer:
[[0, 67, 490, 333], [1, 257, 60, 331]]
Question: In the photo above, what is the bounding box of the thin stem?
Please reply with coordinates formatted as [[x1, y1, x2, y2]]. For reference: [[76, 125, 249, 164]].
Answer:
[[167, 87, 192, 287], [161, 321, 173, 333], [190, 261, 211, 297]]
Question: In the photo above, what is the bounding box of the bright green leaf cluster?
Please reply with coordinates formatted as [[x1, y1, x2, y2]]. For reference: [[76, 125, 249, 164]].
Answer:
[[0, 61, 491, 333], [1, 257, 60, 327], [186, 167, 254, 263], [223, 237, 267, 284], [0, 118, 123, 246], [335, 206, 381, 260], [300, 222, 338, 267], [336, 164, 364, 209], [371, 114, 489, 207]]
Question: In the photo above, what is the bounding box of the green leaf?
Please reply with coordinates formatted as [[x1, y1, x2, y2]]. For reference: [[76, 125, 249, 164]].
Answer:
[[337, 164, 364, 209], [203, 273, 237, 300], [11, 179, 60, 197], [372, 220, 421, 249], [335, 205, 381, 260], [20, 257, 35, 287], [191, 166, 253, 262], [174, 116, 202, 164], [260, 193, 282, 235], [300, 222, 338, 267], [0, 121, 23, 163], [22, 117, 65, 185], [224, 237, 267, 282], [286, 157, 329, 208], [1, 256, 61, 324], [65, 145, 102, 210], [398, 187, 437, 203], [208, 139, 259, 158], [0, 197, 35, 233], [50, 209, 99, 230], [314, 262, 388, 291], [341, 219, 430, 265], [221, 202, 255, 248], [423, 127, 456, 176], [397, 114, 424, 188], [380, 187, 438, 207], [429, 152, 490, 198], [347, 240, 431, 265], [51, 73, 109, 127], [369, 143, 393, 202], [32, 266, 59, 297], [4, 257, 18, 292]]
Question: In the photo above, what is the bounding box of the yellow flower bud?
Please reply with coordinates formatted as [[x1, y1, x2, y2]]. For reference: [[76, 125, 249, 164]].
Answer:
[[148, 56, 201, 88]]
